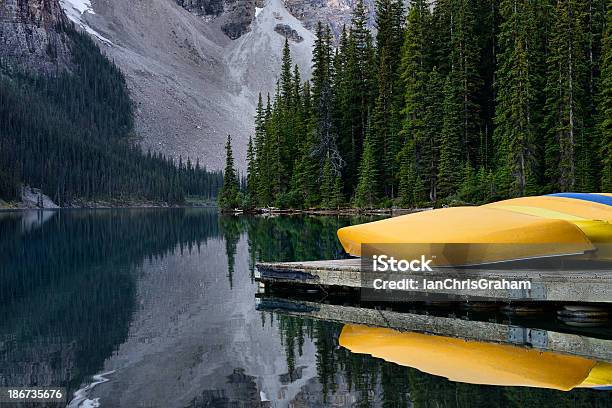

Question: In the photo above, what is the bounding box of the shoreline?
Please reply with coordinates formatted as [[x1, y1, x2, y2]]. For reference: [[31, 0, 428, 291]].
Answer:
[[221, 207, 433, 216], [0, 203, 218, 212], [0, 205, 430, 215], [0, 186, 218, 211]]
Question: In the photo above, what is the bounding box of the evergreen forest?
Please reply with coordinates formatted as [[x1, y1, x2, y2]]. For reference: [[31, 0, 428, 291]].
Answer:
[[0, 23, 222, 205], [221, 0, 611, 210]]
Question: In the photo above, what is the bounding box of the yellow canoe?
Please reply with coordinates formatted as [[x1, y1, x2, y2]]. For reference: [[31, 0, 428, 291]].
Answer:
[[339, 325, 612, 391], [338, 195, 611, 264], [485, 196, 612, 242], [337, 207, 594, 265]]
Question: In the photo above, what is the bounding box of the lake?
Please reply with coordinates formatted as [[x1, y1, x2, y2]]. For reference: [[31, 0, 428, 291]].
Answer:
[[0, 209, 610, 407]]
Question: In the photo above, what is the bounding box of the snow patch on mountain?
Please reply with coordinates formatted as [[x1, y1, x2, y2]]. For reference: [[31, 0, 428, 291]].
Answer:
[[60, 0, 112, 44], [62, 0, 93, 14]]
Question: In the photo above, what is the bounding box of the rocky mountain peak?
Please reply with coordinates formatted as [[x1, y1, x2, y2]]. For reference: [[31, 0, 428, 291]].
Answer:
[[175, 0, 374, 41], [23, 0, 66, 28], [176, 0, 265, 40], [282, 0, 376, 38], [0, 0, 72, 73]]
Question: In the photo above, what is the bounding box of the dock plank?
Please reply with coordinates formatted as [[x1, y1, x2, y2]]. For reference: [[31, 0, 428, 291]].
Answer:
[[256, 258, 612, 303], [256, 297, 612, 362]]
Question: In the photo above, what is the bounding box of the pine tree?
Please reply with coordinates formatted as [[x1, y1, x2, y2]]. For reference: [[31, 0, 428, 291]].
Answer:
[[584, 0, 607, 191], [311, 22, 332, 107], [219, 135, 240, 210], [451, 0, 484, 165], [432, 0, 485, 167], [262, 94, 275, 206], [333, 25, 353, 195], [293, 64, 302, 109], [311, 24, 343, 177], [431, 0, 453, 76], [376, 0, 405, 72], [320, 154, 334, 208], [544, 0, 589, 192], [291, 81, 320, 207], [438, 74, 463, 198], [401, 0, 431, 136], [291, 129, 320, 207], [246, 136, 257, 208], [400, 0, 432, 201], [266, 89, 281, 202], [494, 0, 542, 197], [278, 42, 296, 192], [254, 93, 270, 206], [344, 0, 376, 192], [290, 64, 305, 165], [599, 3, 612, 191], [372, 48, 396, 196], [398, 150, 416, 207], [331, 174, 343, 209], [474, 0, 501, 171], [280, 39, 294, 103], [371, 0, 405, 199], [354, 119, 378, 207], [412, 173, 427, 205], [422, 68, 445, 201]]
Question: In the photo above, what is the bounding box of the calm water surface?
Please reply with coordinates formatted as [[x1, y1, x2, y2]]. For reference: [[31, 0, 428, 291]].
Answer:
[[0, 209, 610, 407]]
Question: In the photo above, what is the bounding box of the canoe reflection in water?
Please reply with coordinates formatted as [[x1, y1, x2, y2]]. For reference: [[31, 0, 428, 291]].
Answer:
[[339, 325, 612, 392]]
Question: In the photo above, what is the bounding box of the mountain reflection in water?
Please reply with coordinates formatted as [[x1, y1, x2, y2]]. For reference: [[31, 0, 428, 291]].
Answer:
[[0, 209, 609, 407]]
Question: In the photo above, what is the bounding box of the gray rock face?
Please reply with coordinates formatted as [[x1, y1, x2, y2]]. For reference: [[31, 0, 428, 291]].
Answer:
[[274, 23, 303, 42], [176, 0, 263, 40], [177, 0, 225, 16], [283, 0, 377, 38], [0, 0, 72, 73], [176, 0, 376, 42], [220, 0, 255, 40]]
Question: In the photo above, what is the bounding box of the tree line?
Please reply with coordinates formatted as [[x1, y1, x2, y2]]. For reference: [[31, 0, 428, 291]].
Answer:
[[220, 0, 611, 210], [0, 24, 222, 205]]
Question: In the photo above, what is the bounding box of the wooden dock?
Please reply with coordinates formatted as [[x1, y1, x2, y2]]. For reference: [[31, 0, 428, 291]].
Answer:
[[256, 296, 612, 362], [256, 258, 612, 303]]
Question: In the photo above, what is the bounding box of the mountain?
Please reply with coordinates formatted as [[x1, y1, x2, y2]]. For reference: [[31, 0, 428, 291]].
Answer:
[[57, 0, 376, 171], [0, 0, 222, 206], [1, 0, 376, 173]]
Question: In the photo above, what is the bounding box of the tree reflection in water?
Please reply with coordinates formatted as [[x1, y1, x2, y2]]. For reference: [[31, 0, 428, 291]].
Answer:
[[1, 210, 610, 407], [0, 209, 220, 393], [220, 213, 612, 407]]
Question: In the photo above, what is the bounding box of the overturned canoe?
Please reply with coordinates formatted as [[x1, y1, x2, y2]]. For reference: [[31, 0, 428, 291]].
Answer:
[[339, 325, 612, 391], [484, 196, 612, 250], [485, 195, 612, 226], [337, 194, 611, 264], [337, 207, 595, 264]]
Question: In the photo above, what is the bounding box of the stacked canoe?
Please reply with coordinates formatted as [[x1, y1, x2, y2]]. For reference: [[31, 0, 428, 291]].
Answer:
[[337, 193, 612, 265]]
